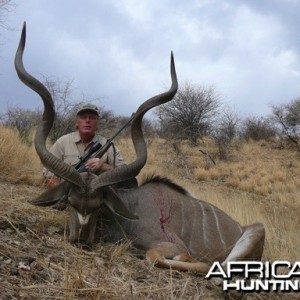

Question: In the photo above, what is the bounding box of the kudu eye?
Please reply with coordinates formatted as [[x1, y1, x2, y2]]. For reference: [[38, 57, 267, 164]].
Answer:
[[67, 193, 81, 209]]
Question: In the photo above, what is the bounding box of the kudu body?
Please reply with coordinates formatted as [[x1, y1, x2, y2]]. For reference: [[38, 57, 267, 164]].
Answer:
[[15, 23, 265, 273]]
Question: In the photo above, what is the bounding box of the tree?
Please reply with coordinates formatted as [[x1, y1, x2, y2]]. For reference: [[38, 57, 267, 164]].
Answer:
[[271, 98, 300, 151], [42, 77, 118, 142], [240, 116, 277, 141], [2, 76, 135, 143], [213, 110, 240, 160], [1, 106, 41, 144], [2, 77, 95, 143], [156, 83, 221, 145], [42, 77, 81, 142]]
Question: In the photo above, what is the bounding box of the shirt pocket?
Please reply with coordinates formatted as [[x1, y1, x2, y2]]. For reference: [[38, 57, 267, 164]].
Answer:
[[62, 153, 80, 166]]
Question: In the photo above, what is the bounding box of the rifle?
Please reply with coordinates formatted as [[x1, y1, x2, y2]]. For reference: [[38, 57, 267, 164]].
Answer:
[[75, 113, 135, 172]]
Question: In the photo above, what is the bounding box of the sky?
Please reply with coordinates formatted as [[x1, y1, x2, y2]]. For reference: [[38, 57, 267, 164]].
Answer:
[[0, 0, 300, 119]]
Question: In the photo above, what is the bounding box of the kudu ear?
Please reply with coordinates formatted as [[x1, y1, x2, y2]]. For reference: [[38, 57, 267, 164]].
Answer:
[[103, 186, 138, 220], [29, 181, 70, 209]]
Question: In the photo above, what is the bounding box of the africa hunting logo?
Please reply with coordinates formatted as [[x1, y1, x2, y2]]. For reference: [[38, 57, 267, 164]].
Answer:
[[205, 261, 300, 292]]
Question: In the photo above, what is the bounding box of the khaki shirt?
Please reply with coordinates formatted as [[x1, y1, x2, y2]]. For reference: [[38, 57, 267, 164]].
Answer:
[[43, 131, 125, 179]]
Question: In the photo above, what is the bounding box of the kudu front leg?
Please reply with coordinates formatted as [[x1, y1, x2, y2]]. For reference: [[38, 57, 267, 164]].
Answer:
[[69, 208, 100, 249], [146, 241, 210, 274]]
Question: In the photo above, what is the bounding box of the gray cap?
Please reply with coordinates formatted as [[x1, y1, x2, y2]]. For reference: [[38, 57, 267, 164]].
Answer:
[[77, 103, 99, 116]]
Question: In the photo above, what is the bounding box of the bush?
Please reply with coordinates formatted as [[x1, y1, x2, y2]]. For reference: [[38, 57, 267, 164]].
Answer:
[[240, 116, 277, 141]]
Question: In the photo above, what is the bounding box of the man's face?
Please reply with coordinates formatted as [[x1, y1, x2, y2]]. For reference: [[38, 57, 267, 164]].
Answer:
[[76, 112, 98, 136]]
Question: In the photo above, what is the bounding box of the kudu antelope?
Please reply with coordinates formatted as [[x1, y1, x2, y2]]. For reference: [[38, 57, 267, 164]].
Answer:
[[15, 23, 265, 274]]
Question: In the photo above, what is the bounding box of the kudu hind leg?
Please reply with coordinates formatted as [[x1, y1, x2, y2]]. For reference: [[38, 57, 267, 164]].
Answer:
[[146, 241, 210, 273], [222, 222, 265, 268]]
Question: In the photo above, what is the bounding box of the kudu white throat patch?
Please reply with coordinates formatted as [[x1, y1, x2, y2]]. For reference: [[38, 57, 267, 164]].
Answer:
[[77, 212, 91, 225]]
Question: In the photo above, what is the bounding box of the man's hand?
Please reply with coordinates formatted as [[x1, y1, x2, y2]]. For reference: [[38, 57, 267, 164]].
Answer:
[[85, 157, 104, 171], [85, 158, 113, 172]]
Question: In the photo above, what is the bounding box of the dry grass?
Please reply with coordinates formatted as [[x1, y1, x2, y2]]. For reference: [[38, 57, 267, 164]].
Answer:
[[0, 126, 42, 185], [0, 126, 299, 299], [192, 140, 300, 196]]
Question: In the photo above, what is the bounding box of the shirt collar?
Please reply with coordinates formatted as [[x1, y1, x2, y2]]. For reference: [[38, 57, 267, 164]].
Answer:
[[74, 131, 98, 144]]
